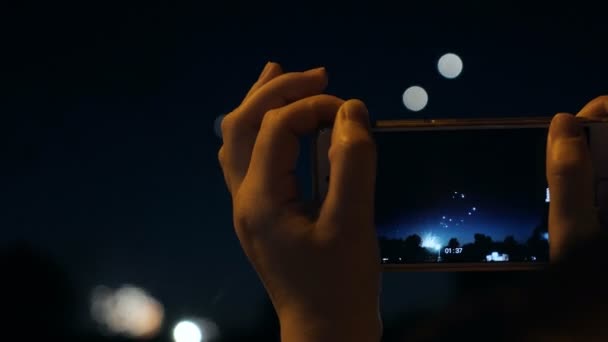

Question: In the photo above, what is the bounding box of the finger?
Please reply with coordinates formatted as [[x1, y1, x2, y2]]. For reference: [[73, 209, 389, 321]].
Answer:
[[321, 99, 376, 230], [246, 94, 344, 203], [220, 67, 328, 195], [217, 62, 282, 191], [237, 67, 328, 128], [577, 95, 608, 119], [547, 113, 599, 261], [242, 62, 284, 103]]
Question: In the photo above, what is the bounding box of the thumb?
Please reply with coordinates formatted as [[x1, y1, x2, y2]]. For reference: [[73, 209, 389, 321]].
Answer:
[[547, 113, 599, 261], [321, 99, 377, 227]]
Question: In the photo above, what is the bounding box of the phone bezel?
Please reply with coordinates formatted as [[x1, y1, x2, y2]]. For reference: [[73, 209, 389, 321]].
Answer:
[[313, 117, 608, 271]]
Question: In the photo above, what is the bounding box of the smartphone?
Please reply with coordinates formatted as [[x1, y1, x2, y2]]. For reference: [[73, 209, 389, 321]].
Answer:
[[313, 117, 608, 271]]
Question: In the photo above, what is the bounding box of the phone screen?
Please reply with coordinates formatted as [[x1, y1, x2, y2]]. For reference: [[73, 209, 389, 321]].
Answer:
[[375, 127, 551, 264]]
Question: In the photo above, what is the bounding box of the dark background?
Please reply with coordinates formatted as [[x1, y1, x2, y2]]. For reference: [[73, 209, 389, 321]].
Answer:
[[1, 1, 607, 341]]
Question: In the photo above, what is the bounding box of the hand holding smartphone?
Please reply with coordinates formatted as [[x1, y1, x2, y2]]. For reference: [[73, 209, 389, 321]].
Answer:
[[314, 117, 608, 271]]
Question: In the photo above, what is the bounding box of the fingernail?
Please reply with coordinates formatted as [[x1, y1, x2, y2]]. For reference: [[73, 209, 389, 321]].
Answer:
[[342, 99, 371, 128], [551, 113, 582, 140], [305, 66, 326, 74], [259, 62, 272, 79]]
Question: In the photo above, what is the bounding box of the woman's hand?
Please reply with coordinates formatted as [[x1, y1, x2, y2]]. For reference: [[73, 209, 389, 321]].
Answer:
[[218, 63, 381, 341]]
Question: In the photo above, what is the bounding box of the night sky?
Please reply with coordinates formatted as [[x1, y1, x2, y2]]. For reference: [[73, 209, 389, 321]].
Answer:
[[2, 2, 608, 340], [375, 128, 548, 245]]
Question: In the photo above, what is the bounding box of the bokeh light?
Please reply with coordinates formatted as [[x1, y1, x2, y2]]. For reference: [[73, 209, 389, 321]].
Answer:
[[172, 318, 220, 342], [91, 285, 164, 339], [437, 53, 463, 79], [173, 320, 202, 342], [402, 86, 428, 112]]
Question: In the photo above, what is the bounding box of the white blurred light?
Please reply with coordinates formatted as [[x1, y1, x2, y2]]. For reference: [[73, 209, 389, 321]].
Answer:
[[546, 188, 550, 203], [437, 53, 463, 79], [91, 285, 164, 339], [214, 115, 225, 139], [402, 86, 428, 111], [421, 233, 441, 251], [173, 321, 202, 342], [172, 318, 219, 342], [486, 252, 509, 262]]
